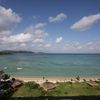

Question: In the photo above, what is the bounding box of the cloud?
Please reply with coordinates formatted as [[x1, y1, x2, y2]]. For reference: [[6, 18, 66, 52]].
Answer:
[[34, 29, 48, 38], [0, 6, 21, 31], [49, 13, 67, 22], [86, 42, 93, 46], [63, 41, 100, 52], [33, 38, 44, 43], [44, 43, 51, 48], [0, 6, 23, 47], [56, 36, 63, 43], [20, 43, 26, 47], [26, 23, 48, 44], [0, 30, 12, 44], [85, 41, 100, 50], [64, 41, 82, 50], [1, 33, 32, 43], [71, 13, 100, 31], [0, 6, 50, 51], [34, 23, 46, 29], [0, 30, 11, 36], [0, 21, 49, 50], [26, 23, 48, 38]]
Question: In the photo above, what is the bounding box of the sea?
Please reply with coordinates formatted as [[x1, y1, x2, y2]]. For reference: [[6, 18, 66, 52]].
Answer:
[[0, 53, 100, 77]]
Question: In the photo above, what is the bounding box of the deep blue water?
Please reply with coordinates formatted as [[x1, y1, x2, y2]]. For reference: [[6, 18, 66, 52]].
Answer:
[[0, 53, 100, 77]]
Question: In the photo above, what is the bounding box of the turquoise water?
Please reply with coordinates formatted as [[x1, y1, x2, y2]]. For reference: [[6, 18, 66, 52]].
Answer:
[[0, 53, 100, 77]]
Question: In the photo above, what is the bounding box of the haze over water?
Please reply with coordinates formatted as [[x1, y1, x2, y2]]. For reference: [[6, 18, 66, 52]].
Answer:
[[0, 53, 100, 77]]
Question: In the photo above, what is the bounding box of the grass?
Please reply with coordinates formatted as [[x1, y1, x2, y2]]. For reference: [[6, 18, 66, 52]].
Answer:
[[46, 82, 100, 96], [12, 82, 45, 97], [12, 81, 100, 97]]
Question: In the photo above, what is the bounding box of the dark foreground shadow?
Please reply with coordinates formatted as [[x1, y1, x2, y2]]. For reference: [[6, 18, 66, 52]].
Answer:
[[1, 96, 100, 100]]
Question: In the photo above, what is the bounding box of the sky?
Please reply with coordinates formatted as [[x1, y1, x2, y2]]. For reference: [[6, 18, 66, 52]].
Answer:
[[0, 0, 100, 53]]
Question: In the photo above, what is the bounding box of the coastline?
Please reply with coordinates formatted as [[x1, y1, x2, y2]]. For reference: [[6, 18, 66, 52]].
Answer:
[[13, 76, 100, 84]]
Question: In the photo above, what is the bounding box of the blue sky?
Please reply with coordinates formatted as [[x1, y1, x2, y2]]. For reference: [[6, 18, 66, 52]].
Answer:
[[0, 0, 100, 53]]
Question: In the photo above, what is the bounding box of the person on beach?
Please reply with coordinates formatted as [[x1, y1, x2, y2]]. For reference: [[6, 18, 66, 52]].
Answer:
[[43, 76, 45, 80], [76, 75, 80, 82]]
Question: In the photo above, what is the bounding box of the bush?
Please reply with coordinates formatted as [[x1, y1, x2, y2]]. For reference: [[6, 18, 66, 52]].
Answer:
[[0, 88, 15, 97], [25, 82, 39, 89], [2, 74, 10, 80]]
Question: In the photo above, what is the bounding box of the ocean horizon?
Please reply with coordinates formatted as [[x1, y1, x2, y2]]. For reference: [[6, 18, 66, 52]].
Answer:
[[0, 53, 100, 77]]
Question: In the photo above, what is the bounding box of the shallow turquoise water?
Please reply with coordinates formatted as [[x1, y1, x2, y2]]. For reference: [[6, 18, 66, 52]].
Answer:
[[0, 53, 100, 77]]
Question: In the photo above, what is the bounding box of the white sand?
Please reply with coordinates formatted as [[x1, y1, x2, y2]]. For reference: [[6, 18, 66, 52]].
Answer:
[[13, 76, 100, 84]]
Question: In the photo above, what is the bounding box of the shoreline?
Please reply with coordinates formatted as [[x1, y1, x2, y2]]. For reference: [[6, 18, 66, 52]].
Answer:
[[13, 75, 100, 84]]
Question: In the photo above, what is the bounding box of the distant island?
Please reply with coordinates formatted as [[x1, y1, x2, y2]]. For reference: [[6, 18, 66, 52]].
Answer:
[[1, 50, 100, 55], [0, 50, 46, 55]]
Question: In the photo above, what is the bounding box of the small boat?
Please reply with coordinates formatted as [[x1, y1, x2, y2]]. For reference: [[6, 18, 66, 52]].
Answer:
[[17, 68, 23, 70]]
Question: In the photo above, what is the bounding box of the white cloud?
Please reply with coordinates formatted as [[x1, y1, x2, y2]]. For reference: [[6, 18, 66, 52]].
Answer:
[[2, 33, 32, 43], [34, 29, 48, 38], [0, 30, 11, 36], [34, 23, 46, 29], [64, 41, 100, 52], [64, 41, 82, 50], [56, 36, 63, 43], [25, 25, 34, 34], [20, 43, 26, 47], [44, 43, 51, 48], [71, 13, 100, 31], [85, 41, 100, 50], [26, 23, 48, 39], [25, 23, 49, 46], [0, 6, 51, 51], [49, 13, 67, 22], [38, 44, 43, 47], [86, 42, 93, 46], [33, 38, 44, 43], [0, 30, 11, 44], [0, 6, 23, 47], [24, 23, 49, 50], [0, 6, 21, 31]]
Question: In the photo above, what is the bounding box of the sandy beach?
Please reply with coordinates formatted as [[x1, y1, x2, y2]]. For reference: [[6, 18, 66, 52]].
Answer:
[[13, 76, 100, 84]]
